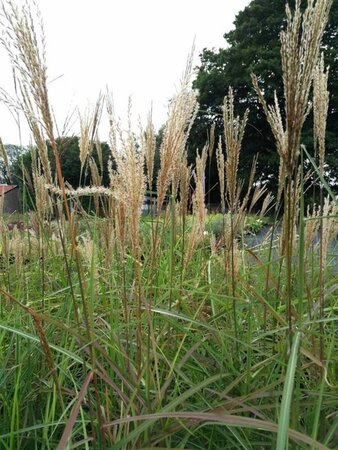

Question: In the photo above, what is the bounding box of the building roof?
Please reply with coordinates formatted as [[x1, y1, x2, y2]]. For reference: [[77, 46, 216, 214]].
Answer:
[[0, 185, 18, 195]]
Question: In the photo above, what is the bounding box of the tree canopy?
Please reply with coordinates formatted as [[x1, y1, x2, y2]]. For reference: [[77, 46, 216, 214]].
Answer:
[[191, 0, 338, 200], [0, 143, 21, 183], [11, 136, 111, 207]]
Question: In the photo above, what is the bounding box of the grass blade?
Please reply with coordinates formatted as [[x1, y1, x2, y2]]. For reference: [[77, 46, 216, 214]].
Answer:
[[276, 331, 301, 450], [57, 370, 94, 450], [102, 411, 328, 450]]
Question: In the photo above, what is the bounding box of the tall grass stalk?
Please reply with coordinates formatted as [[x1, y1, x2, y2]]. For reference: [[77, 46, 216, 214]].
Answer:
[[252, 0, 332, 336], [276, 331, 301, 450], [314, 55, 330, 364]]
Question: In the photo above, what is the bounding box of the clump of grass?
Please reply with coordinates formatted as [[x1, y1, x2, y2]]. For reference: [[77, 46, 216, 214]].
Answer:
[[0, 0, 337, 449], [252, 0, 332, 334]]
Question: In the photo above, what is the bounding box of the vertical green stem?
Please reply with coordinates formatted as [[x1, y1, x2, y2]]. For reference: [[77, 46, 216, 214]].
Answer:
[[319, 183, 324, 364], [230, 210, 238, 351], [285, 173, 294, 340], [293, 146, 305, 429], [169, 193, 176, 310]]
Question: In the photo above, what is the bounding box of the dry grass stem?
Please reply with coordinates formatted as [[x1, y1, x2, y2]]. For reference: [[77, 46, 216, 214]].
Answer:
[[223, 87, 249, 212], [144, 108, 156, 189], [216, 136, 225, 213], [79, 96, 103, 176], [193, 145, 208, 238], [208, 123, 216, 161], [179, 160, 192, 219], [313, 54, 329, 177]]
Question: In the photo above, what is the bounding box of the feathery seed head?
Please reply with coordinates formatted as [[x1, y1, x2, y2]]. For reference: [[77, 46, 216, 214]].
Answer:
[[313, 53, 329, 177], [156, 60, 198, 211], [223, 87, 249, 212], [143, 108, 156, 189], [79, 95, 103, 174], [252, 0, 332, 179]]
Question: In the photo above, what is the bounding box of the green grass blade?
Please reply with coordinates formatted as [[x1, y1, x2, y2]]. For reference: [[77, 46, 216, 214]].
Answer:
[[302, 146, 336, 203], [311, 333, 335, 446], [323, 413, 338, 447], [276, 331, 301, 450], [103, 411, 329, 450], [0, 323, 84, 364]]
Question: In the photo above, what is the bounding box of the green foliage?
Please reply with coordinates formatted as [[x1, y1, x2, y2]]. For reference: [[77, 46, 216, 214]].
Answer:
[[0, 1, 337, 448], [49, 136, 111, 188], [192, 0, 338, 197], [11, 136, 111, 207], [0, 144, 21, 183], [0, 209, 337, 448], [204, 213, 268, 236]]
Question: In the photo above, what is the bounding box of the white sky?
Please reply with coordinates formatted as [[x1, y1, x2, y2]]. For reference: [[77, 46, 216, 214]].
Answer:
[[0, 0, 250, 145]]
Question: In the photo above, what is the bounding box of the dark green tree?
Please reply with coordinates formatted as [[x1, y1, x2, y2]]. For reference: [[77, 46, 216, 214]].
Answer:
[[0, 144, 21, 183], [49, 137, 111, 188], [192, 0, 338, 200], [11, 136, 112, 207]]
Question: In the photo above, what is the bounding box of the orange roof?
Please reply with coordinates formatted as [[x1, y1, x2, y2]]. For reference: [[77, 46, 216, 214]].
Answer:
[[0, 185, 17, 195]]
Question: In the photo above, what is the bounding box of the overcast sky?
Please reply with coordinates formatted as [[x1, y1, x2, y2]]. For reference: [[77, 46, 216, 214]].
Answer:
[[0, 0, 250, 145]]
